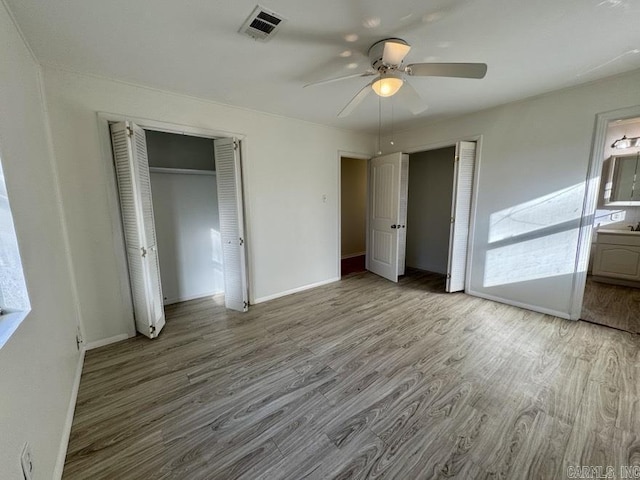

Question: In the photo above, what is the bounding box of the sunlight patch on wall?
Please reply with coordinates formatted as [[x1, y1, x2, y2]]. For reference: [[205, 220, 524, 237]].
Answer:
[[488, 183, 585, 243], [483, 182, 598, 288], [210, 228, 223, 264], [485, 229, 579, 287]]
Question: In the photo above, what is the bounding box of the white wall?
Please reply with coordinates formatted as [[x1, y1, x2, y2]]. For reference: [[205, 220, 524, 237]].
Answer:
[[387, 68, 640, 318], [406, 147, 455, 274], [42, 67, 374, 343], [150, 172, 224, 304], [0, 3, 81, 478]]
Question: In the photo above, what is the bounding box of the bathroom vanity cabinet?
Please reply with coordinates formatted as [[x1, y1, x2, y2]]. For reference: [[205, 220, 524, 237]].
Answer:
[[593, 229, 640, 287]]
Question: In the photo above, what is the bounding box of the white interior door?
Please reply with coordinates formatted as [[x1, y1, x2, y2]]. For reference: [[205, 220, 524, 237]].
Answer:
[[367, 152, 409, 282], [446, 140, 476, 292], [110, 121, 165, 338], [214, 138, 249, 312]]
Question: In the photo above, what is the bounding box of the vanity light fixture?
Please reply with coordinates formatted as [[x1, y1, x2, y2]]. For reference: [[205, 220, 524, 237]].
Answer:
[[611, 135, 640, 149]]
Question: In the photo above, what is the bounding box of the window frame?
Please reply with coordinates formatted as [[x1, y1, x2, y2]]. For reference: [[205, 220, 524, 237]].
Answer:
[[0, 156, 31, 348]]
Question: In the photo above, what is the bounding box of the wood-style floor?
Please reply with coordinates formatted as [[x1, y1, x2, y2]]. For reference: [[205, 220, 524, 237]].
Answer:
[[581, 276, 640, 334], [64, 270, 640, 479]]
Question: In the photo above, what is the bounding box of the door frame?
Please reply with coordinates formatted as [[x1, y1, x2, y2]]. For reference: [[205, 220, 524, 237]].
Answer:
[[96, 112, 253, 328], [337, 151, 372, 278], [570, 104, 640, 319], [404, 135, 483, 292]]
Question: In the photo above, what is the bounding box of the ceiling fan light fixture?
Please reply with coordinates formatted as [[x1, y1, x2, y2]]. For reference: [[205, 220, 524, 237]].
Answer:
[[372, 74, 404, 97]]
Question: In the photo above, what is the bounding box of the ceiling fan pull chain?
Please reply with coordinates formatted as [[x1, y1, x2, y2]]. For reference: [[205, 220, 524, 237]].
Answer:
[[377, 94, 382, 155], [390, 98, 395, 146]]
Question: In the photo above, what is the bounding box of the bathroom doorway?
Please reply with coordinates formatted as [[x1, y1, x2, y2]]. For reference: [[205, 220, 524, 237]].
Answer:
[[580, 115, 640, 333]]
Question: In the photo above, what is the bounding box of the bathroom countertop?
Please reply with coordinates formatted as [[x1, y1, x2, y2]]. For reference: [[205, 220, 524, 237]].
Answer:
[[597, 228, 640, 236]]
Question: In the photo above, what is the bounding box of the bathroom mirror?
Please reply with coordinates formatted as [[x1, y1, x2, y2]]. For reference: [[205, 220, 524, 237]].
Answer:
[[604, 153, 640, 205]]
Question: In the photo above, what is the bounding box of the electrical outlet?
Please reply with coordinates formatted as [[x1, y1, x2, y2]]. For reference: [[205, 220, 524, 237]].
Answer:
[[611, 211, 624, 221], [20, 443, 33, 480]]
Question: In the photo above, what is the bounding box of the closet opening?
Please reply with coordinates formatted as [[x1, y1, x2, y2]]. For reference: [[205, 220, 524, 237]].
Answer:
[[146, 131, 224, 306], [362, 142, 477, 292], [405, 146, 457, 291], [106, 119, 249, 339]]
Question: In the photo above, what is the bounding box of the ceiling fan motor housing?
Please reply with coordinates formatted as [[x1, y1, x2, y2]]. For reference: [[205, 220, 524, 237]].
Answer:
[[368, 38, 409, 71]]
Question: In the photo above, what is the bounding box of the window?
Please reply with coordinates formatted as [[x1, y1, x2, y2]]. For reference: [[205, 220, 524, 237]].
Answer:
[[0, 156, 30, 347]]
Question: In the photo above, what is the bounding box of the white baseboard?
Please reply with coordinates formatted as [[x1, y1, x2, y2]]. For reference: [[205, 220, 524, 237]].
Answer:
[[466, 289, 573, 320], [53, 347, 85, 480], [341, 251, 366, 260], [253, 277, 340, 304], [163, 290, 224, 306], [85, 333, 132, 351], [406, 265, 447, 276], [590, 275, 640, 289]]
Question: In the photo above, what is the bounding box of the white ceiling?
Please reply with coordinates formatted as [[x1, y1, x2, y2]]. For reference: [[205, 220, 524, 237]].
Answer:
[[6, 0, 640, 134]]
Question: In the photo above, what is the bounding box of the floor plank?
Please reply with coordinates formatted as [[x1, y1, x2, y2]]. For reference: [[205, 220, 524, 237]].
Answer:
[[64, 270, 640, 479]]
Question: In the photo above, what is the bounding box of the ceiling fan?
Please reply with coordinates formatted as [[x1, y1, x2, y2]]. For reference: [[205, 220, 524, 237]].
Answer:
[[304, 38, 487, 117]]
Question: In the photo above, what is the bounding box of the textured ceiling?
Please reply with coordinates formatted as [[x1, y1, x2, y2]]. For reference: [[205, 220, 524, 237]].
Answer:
[[6, 0, 640, 133]]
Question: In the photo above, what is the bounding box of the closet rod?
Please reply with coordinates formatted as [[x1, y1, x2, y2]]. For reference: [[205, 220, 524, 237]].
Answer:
[[149, 167, 216, 176]]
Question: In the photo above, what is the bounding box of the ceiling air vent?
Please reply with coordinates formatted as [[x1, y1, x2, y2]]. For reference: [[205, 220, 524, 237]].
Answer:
[[239, 5, 286, 42]]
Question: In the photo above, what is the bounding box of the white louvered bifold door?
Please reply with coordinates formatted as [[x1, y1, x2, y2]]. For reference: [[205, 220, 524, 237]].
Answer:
[[110, 121, 165, 338], [367, 152, 409, 283], [214, 138, 249, 312], [446, 141, 476, 292]]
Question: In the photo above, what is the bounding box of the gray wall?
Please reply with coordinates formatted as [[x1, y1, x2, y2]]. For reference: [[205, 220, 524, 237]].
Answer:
[[406, 147, 455, 274], [146, 130, 215, 170]]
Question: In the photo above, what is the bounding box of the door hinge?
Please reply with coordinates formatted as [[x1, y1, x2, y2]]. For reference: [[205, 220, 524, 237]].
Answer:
[[126, 125, 134, 137], [150, 325, 156, 335], [454, 155, 460, 162], [243, 301, 249, 309], [446, 274, 452, 279], [141, 246, 148, 258], [239, 237, 244, 246], [450, 217, 455, 224], [233, 140, 239, 150], [75, 326, 84, 351]]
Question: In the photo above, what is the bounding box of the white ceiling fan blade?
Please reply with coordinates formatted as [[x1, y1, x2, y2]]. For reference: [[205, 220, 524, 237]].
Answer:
[[406, 63, 487, 79], [338, 82, 373, 117], [397, 81, 428, 115], [304, 71, 375, 88], [382, 40, 412, 66]]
